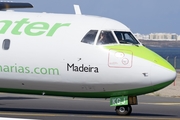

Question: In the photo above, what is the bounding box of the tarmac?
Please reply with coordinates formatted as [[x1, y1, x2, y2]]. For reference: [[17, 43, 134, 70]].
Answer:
[[148, 71, 180, 98]]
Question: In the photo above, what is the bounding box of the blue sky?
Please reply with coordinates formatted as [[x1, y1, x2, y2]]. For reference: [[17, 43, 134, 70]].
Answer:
[[8, 0, 180, 34]]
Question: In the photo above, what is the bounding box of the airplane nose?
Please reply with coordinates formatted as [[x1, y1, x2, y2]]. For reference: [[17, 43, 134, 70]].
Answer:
[[150, 55, 177, 92]]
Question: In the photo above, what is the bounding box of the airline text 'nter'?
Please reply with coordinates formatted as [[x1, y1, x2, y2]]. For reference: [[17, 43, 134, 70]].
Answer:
[[0, 18, 71, 36]]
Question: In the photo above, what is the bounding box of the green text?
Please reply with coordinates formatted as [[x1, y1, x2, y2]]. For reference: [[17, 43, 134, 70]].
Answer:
[[0, 63, 59, 75], [0, 18, 71, 36]]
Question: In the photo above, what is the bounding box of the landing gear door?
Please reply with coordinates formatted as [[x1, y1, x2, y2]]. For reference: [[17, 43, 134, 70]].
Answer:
[[108, 49, 133, 68]]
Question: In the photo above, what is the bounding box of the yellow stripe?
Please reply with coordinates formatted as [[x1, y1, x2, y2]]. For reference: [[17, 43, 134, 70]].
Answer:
[[140, 102, 180, 106]]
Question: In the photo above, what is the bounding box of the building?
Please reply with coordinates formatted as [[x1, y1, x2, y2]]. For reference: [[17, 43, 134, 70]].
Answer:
[[178, 35, 180, 41], [133, 33, 180, 41], [149, 33, 178, 41], [134, 33, 149, 40]]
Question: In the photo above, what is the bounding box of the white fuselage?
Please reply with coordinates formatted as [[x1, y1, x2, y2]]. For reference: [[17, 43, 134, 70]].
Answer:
[[0, 11, 176, 98]]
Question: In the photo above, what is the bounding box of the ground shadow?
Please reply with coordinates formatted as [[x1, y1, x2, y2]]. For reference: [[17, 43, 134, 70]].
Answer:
[[0, 107, 176, 117], [0, 97, 38, 100]]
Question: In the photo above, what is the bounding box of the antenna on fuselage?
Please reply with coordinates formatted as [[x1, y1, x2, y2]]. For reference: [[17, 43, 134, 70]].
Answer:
[[74, 4, 81, 15]]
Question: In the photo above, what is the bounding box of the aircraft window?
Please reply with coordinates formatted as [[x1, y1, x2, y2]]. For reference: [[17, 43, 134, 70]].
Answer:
[[114, 31, 139, 44], [97, 31, 117, 45], [2, 39, 10, 50], [81, 30, 98, 44]]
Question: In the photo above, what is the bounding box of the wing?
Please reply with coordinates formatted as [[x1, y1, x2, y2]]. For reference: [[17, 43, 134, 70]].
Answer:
[[0, 1, 33, 10]]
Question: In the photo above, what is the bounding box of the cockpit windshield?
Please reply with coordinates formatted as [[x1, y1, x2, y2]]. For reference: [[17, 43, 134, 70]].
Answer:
[[114, 31, 139, 44], [81, 30, 98, 45], [81, 30, 139, 45], [97, 31, 117, 45]]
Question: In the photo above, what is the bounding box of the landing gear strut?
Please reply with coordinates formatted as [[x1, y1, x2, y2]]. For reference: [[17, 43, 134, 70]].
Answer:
[[115, 105, 132, 115]]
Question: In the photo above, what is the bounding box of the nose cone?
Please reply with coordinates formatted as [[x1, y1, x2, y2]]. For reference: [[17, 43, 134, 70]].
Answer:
[[151, 54, 177, 92]]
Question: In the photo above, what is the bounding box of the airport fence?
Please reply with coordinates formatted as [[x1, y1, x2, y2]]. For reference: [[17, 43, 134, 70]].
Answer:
[[166, 56, 180, 70]]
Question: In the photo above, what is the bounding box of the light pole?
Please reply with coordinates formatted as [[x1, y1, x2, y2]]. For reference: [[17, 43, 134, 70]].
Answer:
[[174, 56, 177, 69], [166, 56, 169, 61]]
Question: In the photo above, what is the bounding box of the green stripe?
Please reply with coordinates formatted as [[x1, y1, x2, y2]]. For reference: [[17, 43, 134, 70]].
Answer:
[[105, 45, 175, 71], [0, 80, 173, 98]]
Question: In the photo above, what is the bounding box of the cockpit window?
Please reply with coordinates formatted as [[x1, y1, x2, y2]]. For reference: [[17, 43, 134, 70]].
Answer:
[[114, 31, 139, 44], [97, 31, 117, 45], [81, 30, 98, 45]]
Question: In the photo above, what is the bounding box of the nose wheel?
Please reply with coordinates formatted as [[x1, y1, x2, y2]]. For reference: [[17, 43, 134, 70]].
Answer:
[[115, 105, 132, 115]]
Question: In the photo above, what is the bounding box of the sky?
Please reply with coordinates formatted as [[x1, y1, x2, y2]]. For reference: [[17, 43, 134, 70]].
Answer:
[[6, 0, 180, 35]]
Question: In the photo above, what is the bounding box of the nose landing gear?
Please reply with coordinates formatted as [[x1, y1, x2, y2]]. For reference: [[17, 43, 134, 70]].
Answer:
[[115, 105, 132, 115], [110, 96, 137, 115]]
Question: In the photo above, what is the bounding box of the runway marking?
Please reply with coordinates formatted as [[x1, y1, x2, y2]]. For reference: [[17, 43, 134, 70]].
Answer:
[[140, 102, 180, 106], [46, 97, 180, 105], [0, 112, 179, 120], [88, 115, 179, 120], [0, 117, 38, 120]]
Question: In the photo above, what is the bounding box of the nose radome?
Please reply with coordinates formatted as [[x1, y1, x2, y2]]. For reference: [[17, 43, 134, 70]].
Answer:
[[151, 60, 177, 92]]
